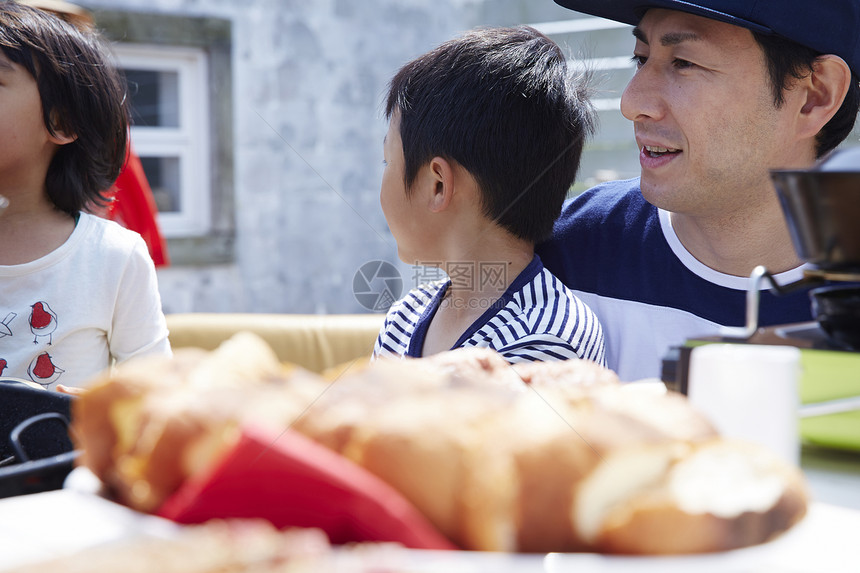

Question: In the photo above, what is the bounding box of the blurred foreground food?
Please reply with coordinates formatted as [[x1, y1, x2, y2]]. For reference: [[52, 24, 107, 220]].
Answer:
[[6, 518, 379, 573], [71, 333, 808, 555]]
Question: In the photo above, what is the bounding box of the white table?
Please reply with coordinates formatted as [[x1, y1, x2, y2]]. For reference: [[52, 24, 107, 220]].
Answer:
[[801, 444, 860, 510], [1, 445, 859, 572]]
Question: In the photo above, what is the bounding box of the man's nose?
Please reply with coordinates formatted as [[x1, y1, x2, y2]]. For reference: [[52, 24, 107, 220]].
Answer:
[[620, 64, 665, 122]]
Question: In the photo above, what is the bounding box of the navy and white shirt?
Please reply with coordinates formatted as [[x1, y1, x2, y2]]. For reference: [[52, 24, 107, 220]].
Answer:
[[536, 178, 816, 381], [372, 255, 605, 365]]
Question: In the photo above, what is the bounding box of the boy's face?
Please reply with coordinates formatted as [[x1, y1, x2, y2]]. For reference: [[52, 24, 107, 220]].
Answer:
[[381, 112, 425, 263], [0, 51, 63, 192]]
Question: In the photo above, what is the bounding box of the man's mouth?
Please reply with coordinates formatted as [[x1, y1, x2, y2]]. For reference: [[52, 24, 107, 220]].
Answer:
[[643, 145, 681, 158]]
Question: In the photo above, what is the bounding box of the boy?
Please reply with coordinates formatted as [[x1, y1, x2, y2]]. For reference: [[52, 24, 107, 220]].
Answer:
[[373, 26, 605, 365], [0, 2, 170, 389]]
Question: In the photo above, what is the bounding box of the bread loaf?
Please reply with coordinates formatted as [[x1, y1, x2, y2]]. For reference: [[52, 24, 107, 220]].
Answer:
[[71, 334, 808, 554], [73, 333, 329, 512], [575, 439, 809, 554]]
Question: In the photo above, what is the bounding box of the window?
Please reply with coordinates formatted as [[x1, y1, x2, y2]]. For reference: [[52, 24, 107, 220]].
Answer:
[[114, 44, 210, 237], [532, 16, 643, 191], [94, 10, 235, 265]]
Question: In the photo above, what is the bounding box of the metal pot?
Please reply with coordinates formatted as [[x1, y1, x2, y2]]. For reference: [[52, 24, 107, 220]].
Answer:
[[810, 285, 860, 351], [770, 147, 860, 270], [720, 149, 860, 341]]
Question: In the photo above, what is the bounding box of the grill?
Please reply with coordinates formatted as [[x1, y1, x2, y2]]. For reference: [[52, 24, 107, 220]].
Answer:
[[0, 379, 79, 498]]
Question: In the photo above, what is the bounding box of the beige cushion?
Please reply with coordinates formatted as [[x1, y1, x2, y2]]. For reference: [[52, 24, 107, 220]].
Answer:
[[165, 313, 385, 373]]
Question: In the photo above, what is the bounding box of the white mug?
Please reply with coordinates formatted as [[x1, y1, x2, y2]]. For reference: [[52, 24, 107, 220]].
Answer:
[[687, 344, 801, 466]]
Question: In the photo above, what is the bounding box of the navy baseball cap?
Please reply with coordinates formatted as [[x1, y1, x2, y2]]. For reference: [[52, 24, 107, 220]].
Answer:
[[553, 0, 860, 77]]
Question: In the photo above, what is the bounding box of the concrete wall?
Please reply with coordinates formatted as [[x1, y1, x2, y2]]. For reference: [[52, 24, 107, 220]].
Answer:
[[79, 0, 633, 315]]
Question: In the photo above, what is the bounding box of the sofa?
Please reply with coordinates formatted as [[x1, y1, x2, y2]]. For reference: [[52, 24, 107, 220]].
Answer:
[[165, 313, 385, 373]]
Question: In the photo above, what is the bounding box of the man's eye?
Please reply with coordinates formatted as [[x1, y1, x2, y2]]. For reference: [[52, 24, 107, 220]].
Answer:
[[631, 55, 647, 69], [673, 58, 695, 70]]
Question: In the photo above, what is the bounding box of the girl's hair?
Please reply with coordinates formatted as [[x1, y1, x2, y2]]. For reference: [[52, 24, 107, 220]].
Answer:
[[0, 1, 128, 214]]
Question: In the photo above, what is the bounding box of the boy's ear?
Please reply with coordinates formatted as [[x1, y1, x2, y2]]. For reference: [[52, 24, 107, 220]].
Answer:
[[427, 156, 455, 213], [797, 54, 852, 139]]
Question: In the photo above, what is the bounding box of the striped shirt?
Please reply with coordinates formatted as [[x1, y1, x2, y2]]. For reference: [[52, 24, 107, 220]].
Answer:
[[372, 256, 606, 365]]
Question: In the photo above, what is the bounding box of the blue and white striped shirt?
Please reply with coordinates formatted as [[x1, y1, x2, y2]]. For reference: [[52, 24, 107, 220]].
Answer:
[[372, 256, 606, 365]]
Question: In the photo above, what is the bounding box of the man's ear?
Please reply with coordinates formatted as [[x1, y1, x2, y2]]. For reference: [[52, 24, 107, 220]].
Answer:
[[797, 54, 852, 138], [426, 156, 456, 213]]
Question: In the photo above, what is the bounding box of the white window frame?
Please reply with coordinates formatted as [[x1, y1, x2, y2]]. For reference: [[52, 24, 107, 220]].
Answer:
[[112, 44, 211, 237]]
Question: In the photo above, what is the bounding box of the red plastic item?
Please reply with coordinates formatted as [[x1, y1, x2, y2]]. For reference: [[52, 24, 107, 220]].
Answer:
[[156, 426, 457, 550], [104, 145, 170, 267]]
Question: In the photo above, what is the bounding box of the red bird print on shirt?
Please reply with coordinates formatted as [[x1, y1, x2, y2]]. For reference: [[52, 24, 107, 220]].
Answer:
[[30, 302, 58, 344], [28, 352, 64, 386], [0, 359, 6, 376]]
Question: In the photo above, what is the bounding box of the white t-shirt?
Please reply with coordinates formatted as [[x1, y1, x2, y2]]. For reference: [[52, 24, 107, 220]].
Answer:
[[0, 212, 171, 389]]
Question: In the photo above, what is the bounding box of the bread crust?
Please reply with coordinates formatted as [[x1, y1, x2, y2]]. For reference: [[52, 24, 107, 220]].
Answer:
[[578, 440, 809, 554]]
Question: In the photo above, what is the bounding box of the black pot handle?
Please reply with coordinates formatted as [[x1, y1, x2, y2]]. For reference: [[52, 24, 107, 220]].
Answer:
[[9, 412, 71, 463], [763, 270, 826, 296]]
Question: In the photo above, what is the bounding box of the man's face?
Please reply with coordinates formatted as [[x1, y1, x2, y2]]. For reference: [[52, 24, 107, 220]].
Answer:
[[620, 9, 806, 218]]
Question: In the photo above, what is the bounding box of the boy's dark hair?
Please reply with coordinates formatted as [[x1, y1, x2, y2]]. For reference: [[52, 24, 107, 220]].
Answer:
[[385, 26, 595, 244], [0, 2, 128, 214], [753, 31, 860, 159]]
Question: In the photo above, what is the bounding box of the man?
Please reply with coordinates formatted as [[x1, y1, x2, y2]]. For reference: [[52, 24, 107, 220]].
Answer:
[[537, 0, 859, 380]]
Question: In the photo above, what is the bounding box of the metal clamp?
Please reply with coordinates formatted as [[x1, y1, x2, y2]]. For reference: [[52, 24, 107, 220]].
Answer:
[[718, 265, 825, 340], [719, 266, 773, 339]]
